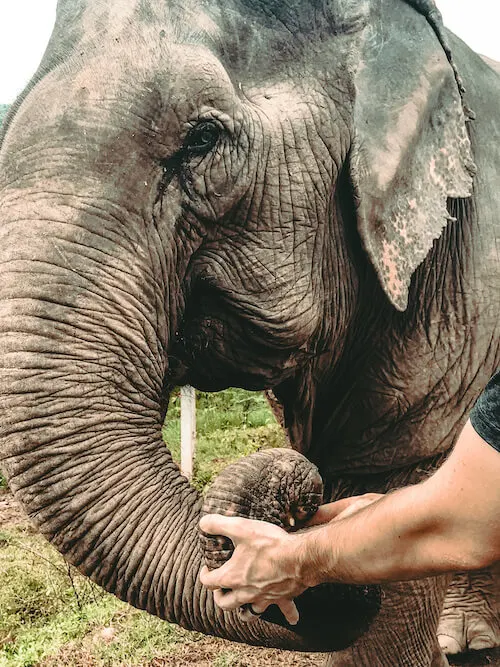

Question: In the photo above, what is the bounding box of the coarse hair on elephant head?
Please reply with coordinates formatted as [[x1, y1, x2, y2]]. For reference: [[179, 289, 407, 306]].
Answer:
[[0, 0, 476, 653]]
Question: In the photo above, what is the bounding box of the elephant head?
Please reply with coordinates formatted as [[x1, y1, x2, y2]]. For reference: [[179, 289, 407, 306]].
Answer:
[[0, 0, 475, 651]]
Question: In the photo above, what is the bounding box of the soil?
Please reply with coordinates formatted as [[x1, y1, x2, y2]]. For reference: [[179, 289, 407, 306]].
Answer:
[[40, 637, 325, 667], [2, 490, 499, 667], [0, 489, 31, 529]]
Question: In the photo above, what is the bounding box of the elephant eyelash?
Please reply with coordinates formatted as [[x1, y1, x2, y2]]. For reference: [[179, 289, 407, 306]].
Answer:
[[153, 120, 224, 221], [183, 120, 223, 157]]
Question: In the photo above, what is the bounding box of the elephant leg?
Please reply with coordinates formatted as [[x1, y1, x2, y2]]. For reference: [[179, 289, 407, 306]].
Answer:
[[324, 576, 450, 667], [437, 564, 500, 655]]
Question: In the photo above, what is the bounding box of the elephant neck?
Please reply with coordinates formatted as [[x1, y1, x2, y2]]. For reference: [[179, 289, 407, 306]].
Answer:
[[277, 207, 498, 477]]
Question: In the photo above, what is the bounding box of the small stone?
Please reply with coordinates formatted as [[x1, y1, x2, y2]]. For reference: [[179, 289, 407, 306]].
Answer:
[[99, 627, 116, 643]]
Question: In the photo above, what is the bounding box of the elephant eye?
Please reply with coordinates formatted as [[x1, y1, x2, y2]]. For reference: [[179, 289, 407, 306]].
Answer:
[[184, 121, 221, 156]]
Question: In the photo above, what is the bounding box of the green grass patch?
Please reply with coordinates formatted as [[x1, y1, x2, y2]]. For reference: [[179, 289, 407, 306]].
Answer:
[[212, 652, 243, 667], [0, 526, 119, 666], [38, 605, 203, 667], [163, 389, 286, 491], [0, 523, 203, 667]]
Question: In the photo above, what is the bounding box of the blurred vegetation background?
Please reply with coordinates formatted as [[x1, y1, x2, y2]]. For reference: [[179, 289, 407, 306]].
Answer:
[[0, 105, 9, 126]]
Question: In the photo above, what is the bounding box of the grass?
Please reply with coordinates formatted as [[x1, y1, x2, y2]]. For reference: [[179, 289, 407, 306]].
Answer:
[[0, 388, 286, 666], [164, 388, 285, 491], [0, 527, 122, 666], [0, 104, 9, 127]]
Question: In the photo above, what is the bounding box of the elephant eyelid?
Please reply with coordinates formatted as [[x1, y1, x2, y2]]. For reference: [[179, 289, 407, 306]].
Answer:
[[182, 120, 223, 157], [154, 119, 224, 213]]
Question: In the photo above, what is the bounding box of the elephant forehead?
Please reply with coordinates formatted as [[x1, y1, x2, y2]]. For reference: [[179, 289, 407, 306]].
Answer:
[[247, 81, 322, 124], [61, 43, 235, 113], [61, 1, 229, 105], [77, 0, 221, 44], [8, 40, 239, 168]]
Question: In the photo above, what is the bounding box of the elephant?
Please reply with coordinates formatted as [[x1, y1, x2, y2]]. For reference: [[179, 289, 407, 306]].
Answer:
[[0, 0, 498, 665]]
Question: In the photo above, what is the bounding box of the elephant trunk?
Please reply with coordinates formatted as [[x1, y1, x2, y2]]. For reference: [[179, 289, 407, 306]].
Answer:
[[0, 196, 193, 616]]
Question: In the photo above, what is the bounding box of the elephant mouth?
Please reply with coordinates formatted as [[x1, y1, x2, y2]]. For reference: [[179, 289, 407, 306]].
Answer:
[[167, 280, 315, 391], [167, 313, 310, 392]]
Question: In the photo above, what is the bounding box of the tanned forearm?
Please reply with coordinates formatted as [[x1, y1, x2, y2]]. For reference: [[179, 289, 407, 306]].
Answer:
[[299, 485, 461, 586], [298, 421, 500, 586]]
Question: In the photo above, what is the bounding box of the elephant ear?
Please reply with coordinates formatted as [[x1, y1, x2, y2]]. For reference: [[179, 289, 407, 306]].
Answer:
[[349, 1, 476, 311]]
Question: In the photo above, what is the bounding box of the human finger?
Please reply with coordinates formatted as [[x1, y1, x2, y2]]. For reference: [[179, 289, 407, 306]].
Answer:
[[200, 564, 219, 590], [238, 602, 270, 623], [306, 494, 383, 526], [200, 562, 239, 591], [334, 494, 383, 519], [306, 498, 360, 526], [199, 514, 256, 542], [213, 587, 255, 611], [277, 598, 299, 625], [238, 598, 299, 625]]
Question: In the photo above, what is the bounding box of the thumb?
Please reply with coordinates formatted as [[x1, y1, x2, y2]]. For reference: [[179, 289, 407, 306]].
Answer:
[[306, 498, 359, 526], [332, 494, 384, 520]]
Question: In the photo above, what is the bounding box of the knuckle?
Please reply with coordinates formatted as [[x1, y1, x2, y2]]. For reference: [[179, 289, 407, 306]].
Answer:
[[213, 590, 227, 606], [218, 598, 236, 610]]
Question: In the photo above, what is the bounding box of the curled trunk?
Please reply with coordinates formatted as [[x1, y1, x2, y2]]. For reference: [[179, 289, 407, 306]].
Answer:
[[201, 449, 380, 643], [0, 193, 376, 651]]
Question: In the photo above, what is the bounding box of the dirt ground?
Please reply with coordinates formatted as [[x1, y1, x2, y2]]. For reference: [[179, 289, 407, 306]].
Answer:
[[1, 491, 499, 667], [0, 489, 29, 528], [38, 638, 325, 667]]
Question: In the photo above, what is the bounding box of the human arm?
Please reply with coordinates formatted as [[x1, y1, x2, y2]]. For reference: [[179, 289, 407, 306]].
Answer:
[[199, 419, 500, 616], [302, 419, 500, 583]]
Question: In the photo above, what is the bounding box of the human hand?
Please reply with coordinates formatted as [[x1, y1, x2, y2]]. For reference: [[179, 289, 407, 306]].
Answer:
[[307, 493, 384, 526], [199, 514, 307, 625]]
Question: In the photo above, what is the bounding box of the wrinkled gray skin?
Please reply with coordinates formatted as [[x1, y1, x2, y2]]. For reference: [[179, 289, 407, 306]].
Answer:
[[0, 0, 499, 664]]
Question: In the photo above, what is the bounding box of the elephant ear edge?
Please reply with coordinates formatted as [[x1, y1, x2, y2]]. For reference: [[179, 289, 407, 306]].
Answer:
[[349, 2, 477, 311]]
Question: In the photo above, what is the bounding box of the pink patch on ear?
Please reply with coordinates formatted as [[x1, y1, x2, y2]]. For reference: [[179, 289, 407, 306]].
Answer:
[[381, 239, 405, 304]]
